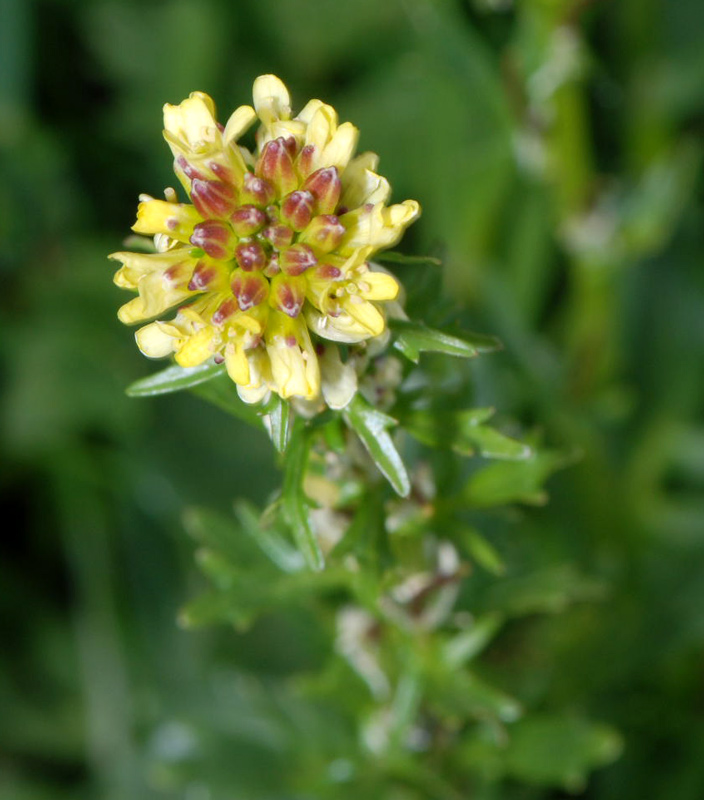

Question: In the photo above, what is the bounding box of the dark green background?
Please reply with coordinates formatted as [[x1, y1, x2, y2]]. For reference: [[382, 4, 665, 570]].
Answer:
[[1, 0, 703, 798]]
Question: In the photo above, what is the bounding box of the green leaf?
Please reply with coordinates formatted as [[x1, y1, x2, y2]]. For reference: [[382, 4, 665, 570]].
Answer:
[[375, 251, 442, 267], [458, 526, 506, 576], [261, 394, 291, 454], [234, 500, 304, 574], [463, 447, 574, 507], [441, 612, 504, 668], [190, 373, 264, 429], [343, 394, 410, 497], [463, 715, 623, 792], [126, 361, 225, 397], [402, 407, 531, 460], [282, 421, 324, 571], [390, 319, 501, 363], [477, 565, 606, 617]]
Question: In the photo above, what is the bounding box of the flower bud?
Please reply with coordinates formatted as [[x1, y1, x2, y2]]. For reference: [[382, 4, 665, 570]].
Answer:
[[240, 172, 276, 207], [256, 138, 298, 197], [281, 190, 315, 231], [190, 179, 238, 219], [270, 274, 306, 318], [299, 214, 345, 254], [296, 144, 316, 180], [235, 241, 267, 271], [231, 269, 269, 311], [212, 297, 238, 325], [190, 220, 236, 260], [187, 261, 219, 291], [303, 166, 341, 214], [280, 243, 318, 276], [264, 252, 280, 277], [262, 223, 294, 249], [230, 204, 267, 236]]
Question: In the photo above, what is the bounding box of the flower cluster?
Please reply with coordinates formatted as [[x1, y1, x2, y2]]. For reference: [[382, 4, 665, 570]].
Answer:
[[112, 75, 419, 406]]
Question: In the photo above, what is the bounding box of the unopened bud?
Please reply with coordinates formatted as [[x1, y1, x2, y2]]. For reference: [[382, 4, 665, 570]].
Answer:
[[176, 155, 206, 182], [280, 243, 318, 276], [296, 144, 316, 179], [187, 261, 219, 291], [190, 179, 238, 219], [263, 224, 294, 249], [235, 241, 267, 271], [212, 297, 238, 325], [190, 220, 236, 260], [270, 274, 306, 318], [281, 190, 315, 231], [256, 138, 298, 197], [303, 166, 341, 214], [314, 263, 343, 281], [300, 214, 345, 254], [264, 252, 281, 277], [230, 205, 267, 236], [240, 172, 276, 207], [231, 269, 269, 311]]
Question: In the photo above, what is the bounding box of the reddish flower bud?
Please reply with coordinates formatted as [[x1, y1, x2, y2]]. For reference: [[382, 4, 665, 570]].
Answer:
[[303, 166, 341, 214], [262, 224, 294, 249], [235, 241, 267, 271], [190, 220, 236, 260], [176, 155, 206, 182], [187, 261, 219, 291], [299, 214, 345, 254], [314, 263, 343, 280], [212, 297, 238, 325], [281, 190, 315, 231], [270, 274, 306, 318], [240, 172, 276, 207], [296, 144, 316, 180], [230, 204, 267, 236], [256, 138, 298, 197], [231, 269, 269, 311], [264, 252, 281, 277], [190, 179, 238, 219], [280, 243, 318, 276]]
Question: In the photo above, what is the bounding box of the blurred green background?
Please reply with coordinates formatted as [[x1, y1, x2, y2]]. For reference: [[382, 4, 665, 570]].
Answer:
[[2, 0, 704, 798]]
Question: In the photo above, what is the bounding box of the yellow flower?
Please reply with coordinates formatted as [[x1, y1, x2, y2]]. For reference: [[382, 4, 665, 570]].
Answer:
[[111, 75, 420, 405]]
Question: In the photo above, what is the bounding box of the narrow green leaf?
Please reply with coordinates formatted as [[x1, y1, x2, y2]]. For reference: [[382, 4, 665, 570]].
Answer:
[[234, 500, 304, 573], [459, 526, 506, 575], [191, 373, 264, 429], [402, 408, 531, 460], [126, 361, 225, 397], [442, 612, 504, 668], [375, 251, 442, 267], [390, 319, 501, 363], [261, 394, 291, 453], [464, 447, 574, 508], [343, 394, 410, 497], [282, 421, 324, 571]]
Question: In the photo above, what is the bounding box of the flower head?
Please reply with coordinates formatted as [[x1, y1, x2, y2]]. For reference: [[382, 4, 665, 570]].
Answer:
[[112, 75, 419, 405]]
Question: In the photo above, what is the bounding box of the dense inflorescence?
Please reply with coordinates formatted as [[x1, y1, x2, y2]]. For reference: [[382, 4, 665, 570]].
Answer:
[[111, 75, 419, 406]]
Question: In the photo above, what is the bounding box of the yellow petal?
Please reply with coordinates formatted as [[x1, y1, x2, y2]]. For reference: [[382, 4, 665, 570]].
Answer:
[[174, 326, 218, 367], [253, 74, 291, 126], [321, 122, 359, 170], [342, 297, 385, 337], [163, 93, 218, 151], [135, 321, 181, 358], [222, 104, 257, 146], [132, 199, 201, 242], [358, 270, 399, 301], [340, 152, 390, 208], [319, 345, 357, 410], [224, 341, 250, 385]]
